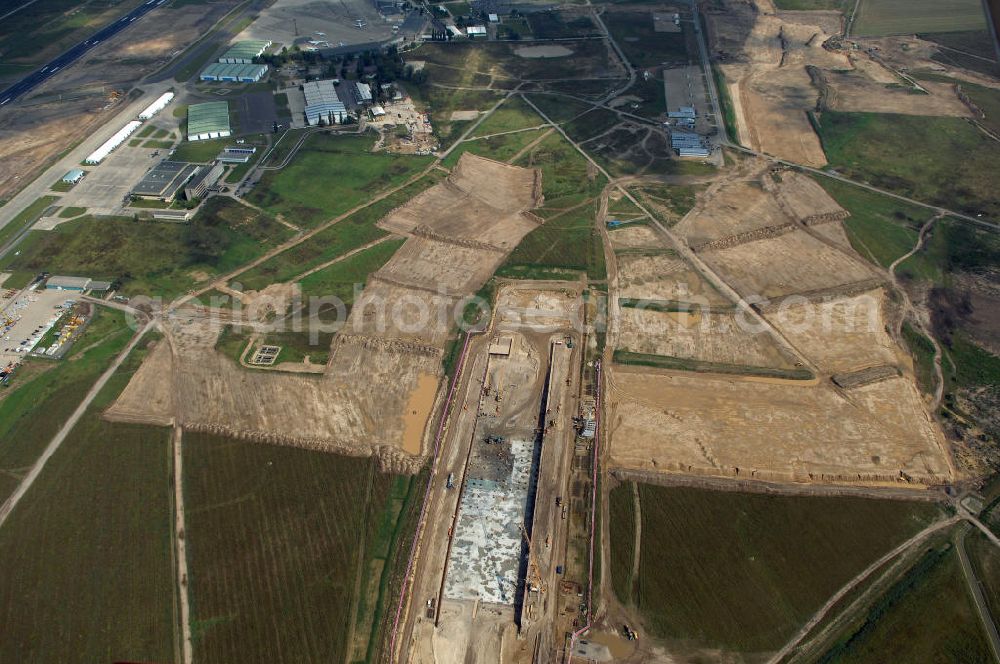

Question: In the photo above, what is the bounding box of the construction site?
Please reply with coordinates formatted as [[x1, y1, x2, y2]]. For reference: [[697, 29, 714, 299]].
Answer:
[[603, 157, 953, 486], [398, 282, 593, 664], [0, 0, 998, 660]]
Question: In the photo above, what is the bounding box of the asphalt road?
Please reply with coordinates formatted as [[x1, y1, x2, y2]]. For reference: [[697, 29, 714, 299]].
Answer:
[[0, 0, 167, 107]]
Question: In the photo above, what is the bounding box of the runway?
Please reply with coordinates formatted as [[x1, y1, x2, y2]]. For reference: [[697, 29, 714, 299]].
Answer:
[[0, 0, 166, 107]]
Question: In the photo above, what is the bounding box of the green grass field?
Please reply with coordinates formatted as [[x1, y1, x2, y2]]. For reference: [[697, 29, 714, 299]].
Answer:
[[297, 237, 405, 305], [607, 194, 645, 218], [852, 0, 987, 36], [0, 199, 293, 298], [816, 111, 1000, 219], [246, 133, 432, 228], [0, 194, 59, 250], [443, 127, 549, 168], [612, 350, 814, 380], [497, 133, 607, 280], [0, 0, 146, 66], [415, 40, 614, 83], [57, 206, 86, 218], [624, 75, 668, 119], [0, 307, 133, 502], [470, 95, 544, 137], [526, 10, 600, 38], [897, 216, 1000, 286], [401, 81, 504, 149], [630, 183, 702, 222], [902, 322, 938, 394], [235, 173, 442, 291], [917, 32, 1000, 76], [815, 176, 933, 269], [170, 137, 230, 164], [183, 433, 424, 663], [562, 108, 622, 143], [612, 483, 944, 652], [0, 329, 175, 663], [967, 530, 1000, 627], [604, 10, 690, 69], [524, 94, 594, 124], [956, 79, 1000, 136], [608, 483, 637, 604], [816, 538, 991, 663], [499, 200, 604, 281], [713, 64, 740, 143]]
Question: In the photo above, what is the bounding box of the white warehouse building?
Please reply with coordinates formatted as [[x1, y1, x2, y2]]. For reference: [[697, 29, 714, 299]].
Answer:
[[138, 92, 174, 120], [85, 120, 143, 164], [303, 80, 348, 126]]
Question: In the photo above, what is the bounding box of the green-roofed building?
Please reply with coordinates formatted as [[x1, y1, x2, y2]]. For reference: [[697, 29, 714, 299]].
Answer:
[[187, 101, 231, 141], [219, 40, 273, 64], [199, 62, 268, 83]]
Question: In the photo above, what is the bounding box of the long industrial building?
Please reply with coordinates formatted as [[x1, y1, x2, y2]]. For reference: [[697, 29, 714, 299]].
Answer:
[[138, 91, 174, 120], [218, 40, 272, 63], [132, 160, 201, 201], [187, 101, 231, 141], [84, 120, 142, 164], [199, 63, 268, 83], [302, 79, 348, 125]]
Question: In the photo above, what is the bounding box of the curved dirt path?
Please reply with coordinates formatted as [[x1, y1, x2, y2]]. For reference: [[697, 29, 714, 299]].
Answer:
[[887, 214, 945, 410]]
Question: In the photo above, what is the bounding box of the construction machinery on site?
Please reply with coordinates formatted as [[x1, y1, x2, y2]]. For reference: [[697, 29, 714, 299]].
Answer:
[[519, 524, 546, 595]]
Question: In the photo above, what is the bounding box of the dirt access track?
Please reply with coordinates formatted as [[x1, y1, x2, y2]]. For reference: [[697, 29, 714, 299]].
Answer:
[[107, 154, 543, 471]]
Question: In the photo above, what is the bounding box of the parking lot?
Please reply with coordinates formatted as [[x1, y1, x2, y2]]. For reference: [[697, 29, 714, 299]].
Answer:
[[0, 287, 80, 364], [36, 144, 161, 228], [232, 90, 280, 134]]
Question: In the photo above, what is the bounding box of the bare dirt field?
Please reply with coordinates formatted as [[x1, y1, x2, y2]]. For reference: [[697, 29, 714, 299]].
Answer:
[[767, 287, 902, 374], [108, 156, 543, 470], [379, 183, 539, 252], [809, 218, 855, 249], [448, 153, 542, 212], [701, 229, 876, 300], [376, 238, 504, 295], [606, 368, 951, 484], [514, 45, 575, 58], [616, 253, 729, 305], [617, 306, 796, 369], [770, 170, 847, 223], [379, 153, 542, 252], [0, 2, 235, 203], [708, 1, 847, 167], [673, 179, 792, 249], [348, 279, 457, 346], [861, 36, 1000, 90], [495, 283, 584, 331], [607, 225, 663, 250], [106, 317, 437, 472], [824, 71, 973, 116]]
